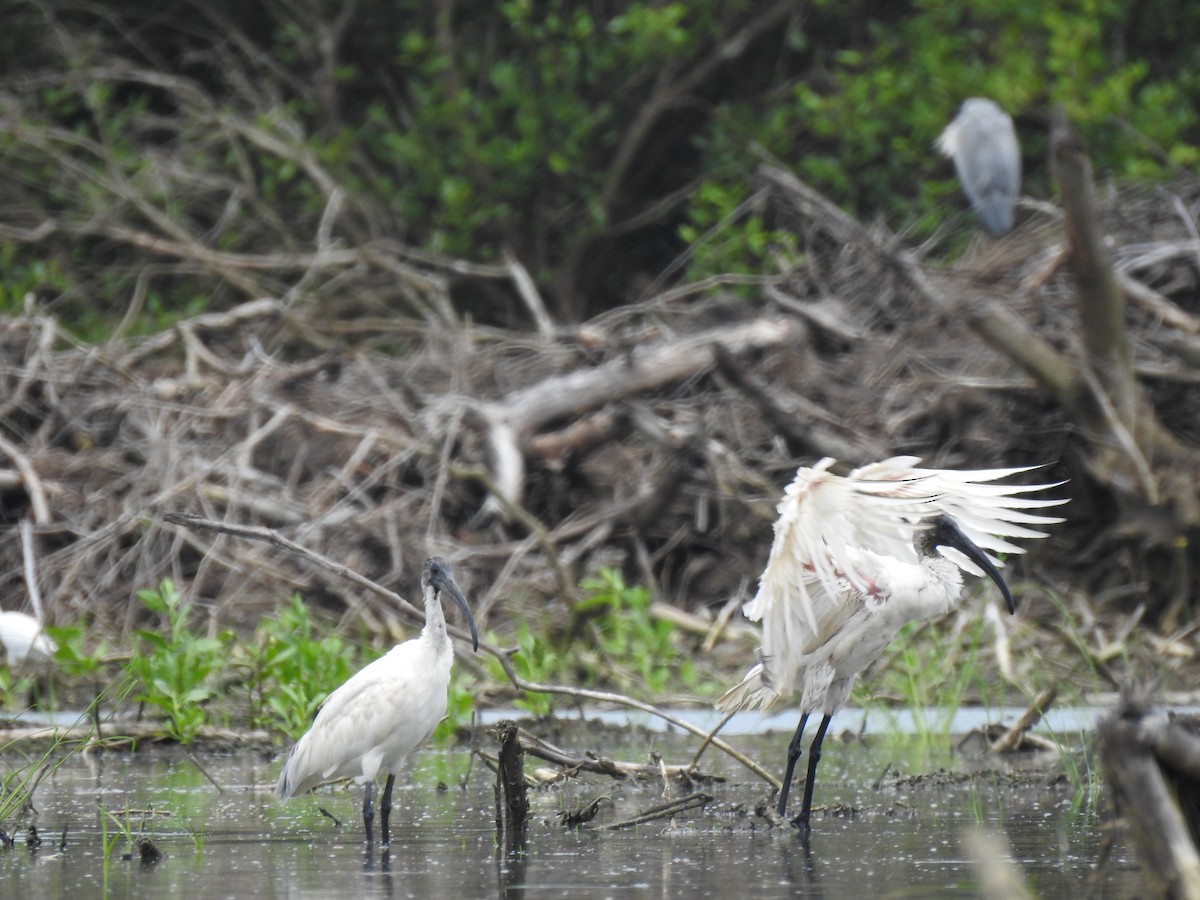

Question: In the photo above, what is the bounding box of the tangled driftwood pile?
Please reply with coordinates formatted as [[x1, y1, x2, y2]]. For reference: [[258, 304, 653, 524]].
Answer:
[[2, 157, 1200, 655]]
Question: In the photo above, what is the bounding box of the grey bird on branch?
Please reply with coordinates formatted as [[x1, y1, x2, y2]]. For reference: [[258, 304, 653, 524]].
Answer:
[[276, 557, 479, 846], [717, 457, 1066, 832], [938, 98, 1021, 236]]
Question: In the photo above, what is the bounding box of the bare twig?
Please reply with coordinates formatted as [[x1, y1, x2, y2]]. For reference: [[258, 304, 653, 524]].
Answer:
[[19, 518, 45, 624], [0, 435, 51, 524], [596, 792, 712, 830], [989, 685, 1059, 754]]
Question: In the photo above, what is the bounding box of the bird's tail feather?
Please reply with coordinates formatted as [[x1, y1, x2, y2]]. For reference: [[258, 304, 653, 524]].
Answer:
[[275, 747, 300, 801], [716, 663, 782, 713]]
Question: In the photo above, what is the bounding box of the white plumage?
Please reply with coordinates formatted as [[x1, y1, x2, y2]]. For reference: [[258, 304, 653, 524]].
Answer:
[[937, 98, 1021, 236], [0, 610, 56, 664], [276, 556, 479, 846], [717, 456, 1066, 829]]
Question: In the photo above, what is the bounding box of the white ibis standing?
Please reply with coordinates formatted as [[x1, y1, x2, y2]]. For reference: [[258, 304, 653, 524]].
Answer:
[[276, 556, 479, 845], [0, 610, 56, 664], [937, 98, 1021, 236], [717, 456, 1066, 831]]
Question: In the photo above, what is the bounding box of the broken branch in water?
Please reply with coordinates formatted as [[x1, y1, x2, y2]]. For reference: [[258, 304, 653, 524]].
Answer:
[[513, 726, 725, 784], [596, 793, 713, 831], [989, 685, 1060, 754], [492, 721, 528, 856]]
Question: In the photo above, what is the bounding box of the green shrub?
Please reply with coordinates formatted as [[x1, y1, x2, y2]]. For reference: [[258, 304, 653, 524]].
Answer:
[[127, 580, 231, 743]]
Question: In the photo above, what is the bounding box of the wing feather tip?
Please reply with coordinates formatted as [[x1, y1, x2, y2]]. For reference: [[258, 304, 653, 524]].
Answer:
[[716, 667, 782, 713]]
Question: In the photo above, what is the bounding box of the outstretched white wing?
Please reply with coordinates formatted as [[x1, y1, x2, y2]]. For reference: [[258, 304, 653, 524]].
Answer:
[[735, 457, 1065, 703]]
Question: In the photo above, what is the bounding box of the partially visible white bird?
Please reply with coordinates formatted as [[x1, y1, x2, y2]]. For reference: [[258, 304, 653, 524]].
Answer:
[[0, 610, 56, 664], [937, 98, 1021, 236], [276, 557, 480, 846], [717, 456, 1066, 831]]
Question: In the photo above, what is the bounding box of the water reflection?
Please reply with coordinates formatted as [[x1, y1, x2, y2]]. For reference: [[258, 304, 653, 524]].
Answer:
[[0, 731, 1147, 898], [497, 843, 528, 898], [363, 843, 394, 897]]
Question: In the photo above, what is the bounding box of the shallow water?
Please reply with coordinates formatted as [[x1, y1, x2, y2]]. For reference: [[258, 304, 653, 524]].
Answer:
[[1, 723, 1144, 898]]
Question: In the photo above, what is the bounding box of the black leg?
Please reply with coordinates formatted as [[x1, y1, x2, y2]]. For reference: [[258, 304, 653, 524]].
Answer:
[[794, 713, 833, 832], [380, 774, 396, 847], [776, 712, 810, 817], [363, 781, 375, 845]]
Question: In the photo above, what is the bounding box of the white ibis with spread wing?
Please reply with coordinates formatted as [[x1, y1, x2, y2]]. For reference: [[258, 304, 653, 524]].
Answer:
[[717, 456, 1066, 831]]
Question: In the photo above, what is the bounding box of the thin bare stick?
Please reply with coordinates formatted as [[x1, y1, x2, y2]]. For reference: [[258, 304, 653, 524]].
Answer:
[[20, 518, 45, 623], [505, 249, 555, 339], [989, 685, 1058, 754], [0, 435, 51, 524], [597, 792, 712, 830]]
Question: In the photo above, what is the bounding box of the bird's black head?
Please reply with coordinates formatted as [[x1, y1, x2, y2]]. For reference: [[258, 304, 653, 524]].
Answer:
[[921, 515, 1017, 615], [423, 557, 480, 651]]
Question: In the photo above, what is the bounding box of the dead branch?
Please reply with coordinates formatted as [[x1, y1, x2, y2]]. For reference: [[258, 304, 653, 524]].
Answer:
[[0, 435, 51, 524], [492, 720, 529, 854], [713, 343, 882, 463], [989, 685, 1059, 754], [478, 316, 798, 506], [1052, 107, 1137, 421], [597, 792, 713, 830], [513, 726, 723, 783], [1099, 701, 1200, 899], [963, 301, 1090, 416]]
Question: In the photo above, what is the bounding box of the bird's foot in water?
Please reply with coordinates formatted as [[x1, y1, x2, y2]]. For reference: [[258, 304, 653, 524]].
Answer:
[[788, 813, 813, 835]]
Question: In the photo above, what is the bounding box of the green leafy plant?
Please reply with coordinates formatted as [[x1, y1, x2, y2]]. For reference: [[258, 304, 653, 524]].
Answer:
[[1062, 736, 1104, 821], [499, 622, 563, 718], [246, 593, 359, 740], [127, 580, 231, 743], [46, 623, 109, 680], [0, 667, 34, 710], [578, 567, 699, 697], [98, 806, 137, 861]]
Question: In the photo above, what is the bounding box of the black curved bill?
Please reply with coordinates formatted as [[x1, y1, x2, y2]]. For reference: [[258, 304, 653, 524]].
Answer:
[[429, 559, 480, 651], [930, 515, 1017, 615]]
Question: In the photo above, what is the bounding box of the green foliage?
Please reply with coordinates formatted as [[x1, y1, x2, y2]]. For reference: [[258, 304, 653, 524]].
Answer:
[[1063, 736, 1104, 820], [127, 580, 232, 744], [578, 567, 700, 697], [246, 594, 359, 740], [2, 2, 1198, 331], [0, 667, 34, 710], [497, 622, 562, 718], [677, 179, 802, 287], [98, 806, 137, 861], [46, 623, 108, 680], [487, 567, 710, 716]]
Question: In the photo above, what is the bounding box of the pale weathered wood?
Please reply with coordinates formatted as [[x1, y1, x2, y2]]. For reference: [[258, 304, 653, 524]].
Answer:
[[478, 317, 798, 506]]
